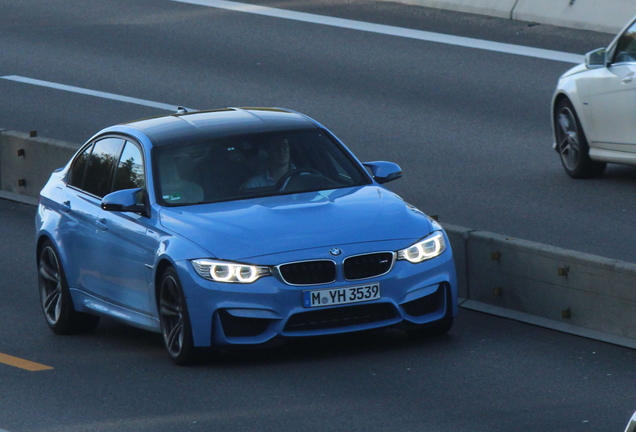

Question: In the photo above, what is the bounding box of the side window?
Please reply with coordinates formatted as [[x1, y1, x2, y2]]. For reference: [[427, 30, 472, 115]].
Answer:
[[68, 143, 93, 190], [82, 137, 125, 198], [613, 22, 636, 64], [113, 141, 145, 192]]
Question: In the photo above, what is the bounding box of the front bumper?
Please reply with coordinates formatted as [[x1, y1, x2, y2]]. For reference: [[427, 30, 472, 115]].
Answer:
[[175, 243, 457, 348]]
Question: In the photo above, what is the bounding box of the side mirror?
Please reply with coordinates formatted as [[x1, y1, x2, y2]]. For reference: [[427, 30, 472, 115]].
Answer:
[[101, 188, 148, 216], [585, 48, 607, 69], [363, 161, 403, 184]]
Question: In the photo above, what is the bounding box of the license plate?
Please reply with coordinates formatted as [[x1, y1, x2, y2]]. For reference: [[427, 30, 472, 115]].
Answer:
[[303, 283, 380, 308]]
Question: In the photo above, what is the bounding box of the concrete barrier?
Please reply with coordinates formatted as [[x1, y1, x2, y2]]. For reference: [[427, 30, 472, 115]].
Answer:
[[2, 130, 635, 347], [514, 0, 636, 34], [387, 0, 636, 33], [0, 130, 77, 199], [385, 0, 517, 19], [444, 224, 636, 347]]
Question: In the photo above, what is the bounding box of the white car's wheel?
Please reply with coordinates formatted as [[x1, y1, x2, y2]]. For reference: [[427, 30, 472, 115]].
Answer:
[[554, 99, 606, 178]]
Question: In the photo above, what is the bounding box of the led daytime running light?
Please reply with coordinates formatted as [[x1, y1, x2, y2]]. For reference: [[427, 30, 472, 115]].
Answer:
[[398, 232, 446, 263], [192, 259, 270, 284]]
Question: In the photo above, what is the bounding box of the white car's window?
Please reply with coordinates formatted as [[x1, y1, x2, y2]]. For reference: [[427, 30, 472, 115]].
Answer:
[[154, 129, 369, 206], [613, 21, 636, 64]]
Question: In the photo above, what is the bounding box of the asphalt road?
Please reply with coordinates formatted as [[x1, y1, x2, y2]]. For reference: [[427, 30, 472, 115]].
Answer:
[[1, 198, 636, 431], [1, 1, 636, 431], [1, 0, 632, 262]]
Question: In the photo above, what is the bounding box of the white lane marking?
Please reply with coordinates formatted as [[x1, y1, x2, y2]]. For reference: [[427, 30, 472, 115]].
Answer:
[[0, 75, 195, 112], [170, 0, 583, 64]]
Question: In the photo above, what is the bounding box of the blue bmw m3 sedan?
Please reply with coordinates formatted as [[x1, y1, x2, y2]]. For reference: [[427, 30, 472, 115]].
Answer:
[[35, 107, 457, 364]]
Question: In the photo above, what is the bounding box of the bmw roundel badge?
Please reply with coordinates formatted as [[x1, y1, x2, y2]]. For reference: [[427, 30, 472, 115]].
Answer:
[[329, 248, 342, 256]]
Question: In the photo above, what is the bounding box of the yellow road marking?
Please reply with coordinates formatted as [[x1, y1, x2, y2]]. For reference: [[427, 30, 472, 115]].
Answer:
[[0, 353, 53, 371]]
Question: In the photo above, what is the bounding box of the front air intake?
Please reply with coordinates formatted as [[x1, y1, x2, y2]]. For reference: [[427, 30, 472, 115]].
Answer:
[[277, 260, 336, 285], [343, 252, 395, 280]]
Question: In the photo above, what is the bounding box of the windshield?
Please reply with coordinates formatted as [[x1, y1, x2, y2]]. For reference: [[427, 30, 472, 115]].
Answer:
[[153, 129, 370, 206]]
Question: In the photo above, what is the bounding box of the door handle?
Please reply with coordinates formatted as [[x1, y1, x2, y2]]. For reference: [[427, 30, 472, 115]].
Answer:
[[96, 218, 108, 231], [622, 72, 634, 83]]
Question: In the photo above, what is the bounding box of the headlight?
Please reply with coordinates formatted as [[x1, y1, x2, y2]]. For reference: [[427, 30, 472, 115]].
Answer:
[[191, 259, 271, 283], [397, 231, 446, 263]]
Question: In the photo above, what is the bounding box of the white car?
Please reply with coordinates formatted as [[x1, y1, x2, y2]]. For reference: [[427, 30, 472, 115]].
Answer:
[[625, 412, 636, 432], [552, 15, 636, 178]]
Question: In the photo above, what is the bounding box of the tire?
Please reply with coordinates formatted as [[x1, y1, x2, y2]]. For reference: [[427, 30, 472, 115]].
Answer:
[[554, 98, 606, 179], [158, 267, 197, 365], [38, 241, 100, 334]]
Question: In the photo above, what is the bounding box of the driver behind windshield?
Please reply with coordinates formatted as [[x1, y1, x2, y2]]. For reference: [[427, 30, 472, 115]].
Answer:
[[242, 137, 296, 189]]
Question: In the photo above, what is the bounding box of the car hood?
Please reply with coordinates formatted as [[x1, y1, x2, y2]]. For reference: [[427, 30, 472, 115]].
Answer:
[[158, 186, 434, 261], [559, 63, 587, 79]]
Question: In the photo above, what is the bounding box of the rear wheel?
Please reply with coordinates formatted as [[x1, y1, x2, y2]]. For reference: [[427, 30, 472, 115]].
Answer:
[[38, 241, 99, 334], [159, 267, 197, 365], [554, 98, 606, 178]]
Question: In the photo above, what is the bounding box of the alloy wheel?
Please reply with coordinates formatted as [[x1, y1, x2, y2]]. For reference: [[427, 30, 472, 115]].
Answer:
[[557, 106, 581, 171], [39, 246, 63, 326], [160, 274, 185, 358]]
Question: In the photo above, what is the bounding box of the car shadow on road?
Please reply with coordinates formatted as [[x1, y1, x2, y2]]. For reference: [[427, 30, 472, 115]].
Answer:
[[205, 328, 458, 368], [599, 165, 636, 182], [86, 317, 459, 367]]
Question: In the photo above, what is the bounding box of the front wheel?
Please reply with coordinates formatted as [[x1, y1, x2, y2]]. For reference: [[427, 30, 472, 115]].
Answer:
[[38, 241, 100, 334], [159, 267, 197, 365], [554, 99, 606, 179]]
